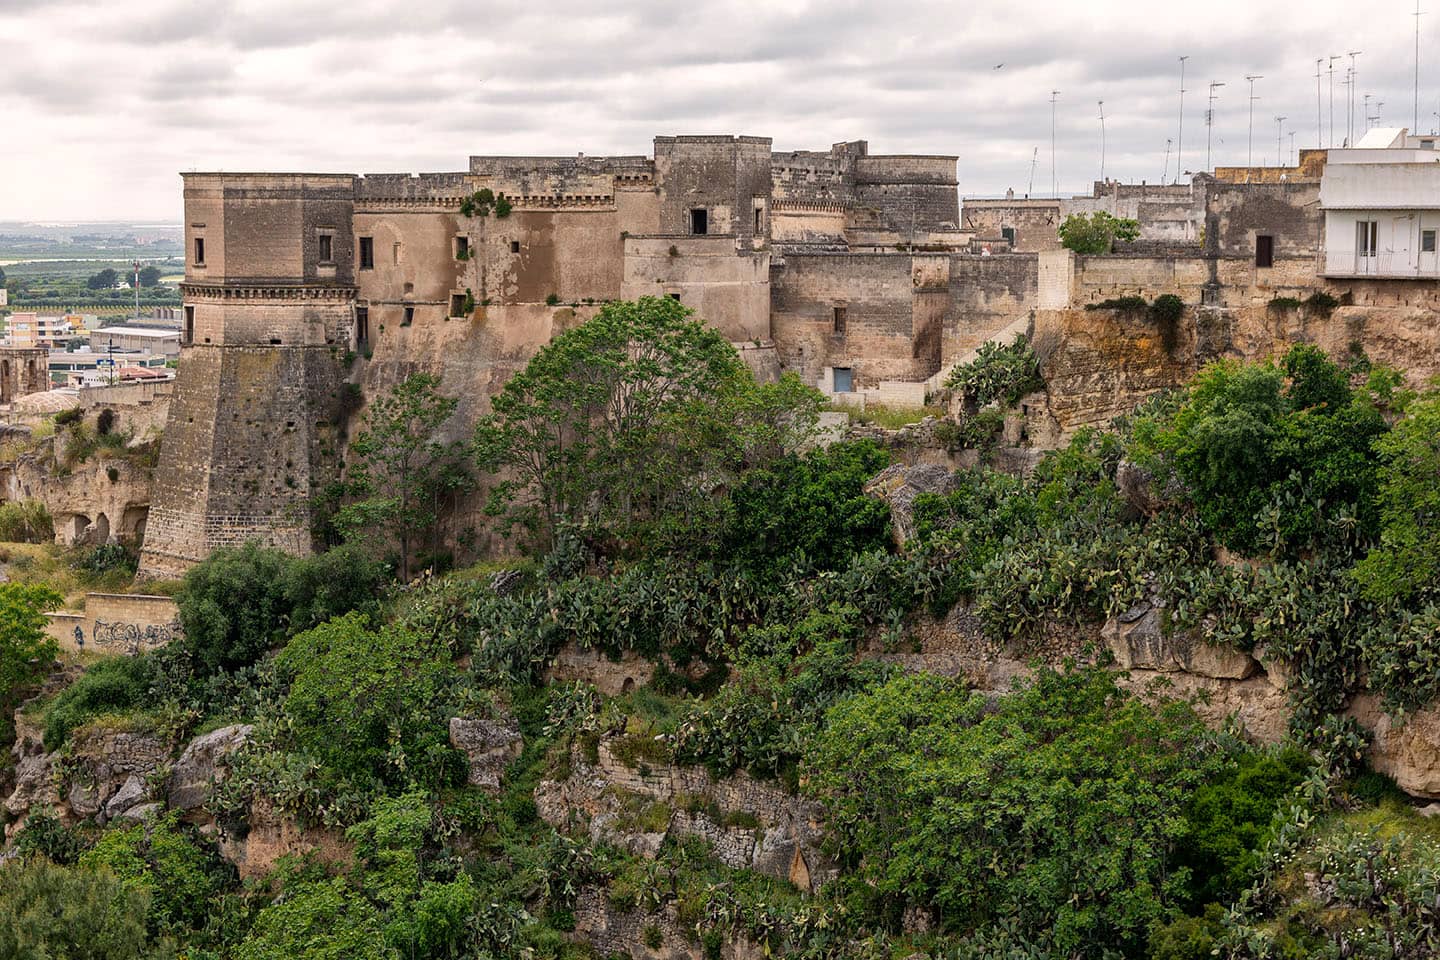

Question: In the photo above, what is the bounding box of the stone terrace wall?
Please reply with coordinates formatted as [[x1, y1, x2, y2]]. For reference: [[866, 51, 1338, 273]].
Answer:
[[44, 593, 180, 655]]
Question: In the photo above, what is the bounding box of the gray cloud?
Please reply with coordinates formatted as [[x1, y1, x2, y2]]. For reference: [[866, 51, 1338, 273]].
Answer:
[[0, 0, 1434, 219]]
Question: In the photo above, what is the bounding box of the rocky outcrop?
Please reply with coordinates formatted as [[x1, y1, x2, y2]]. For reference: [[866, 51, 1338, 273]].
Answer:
[[448, 715, 523, 790], [217, 798, 353, 883], [864, 463, 958, 546], [1102, 601, 1258, 680], [168, 723, 253, 816], [547, 646, 655, 697], [537, 735, 834, 893], [63, 728, 168, 822]]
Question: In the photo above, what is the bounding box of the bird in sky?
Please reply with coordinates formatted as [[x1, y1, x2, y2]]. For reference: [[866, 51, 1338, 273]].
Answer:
[[994, 63, 1005, 69]]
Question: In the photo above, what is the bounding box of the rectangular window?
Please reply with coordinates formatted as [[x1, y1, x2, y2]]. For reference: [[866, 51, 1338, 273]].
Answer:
[[455, 236, 469, 259], [833, 367, 854, 393], [402, 306, 414, 326], [754, 207, 763, 233], [359, 237, 374, 270], [1423, 229, 1437, 253], [393, 241, 402, 265], [193, 237, 205, 265], [668, 293, 682, 301], [1255, 234, 1274, 268], [355, 307, 369, 344], [1358, 220, 1378, 257], [690, 208, 708, 235], [832, 305, 847, 335], [450, 294, 466, 317], [510, 240, 520, 254], [184, 306, 195, 344], [318, 233, 333, 263]]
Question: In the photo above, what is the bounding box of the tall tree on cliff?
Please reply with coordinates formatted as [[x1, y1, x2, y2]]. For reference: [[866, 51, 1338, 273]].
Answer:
[[336, 373, 467, 580], [473, 296, 822, 552]]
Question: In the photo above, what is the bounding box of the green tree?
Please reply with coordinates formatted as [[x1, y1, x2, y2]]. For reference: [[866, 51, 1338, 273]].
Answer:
[[1057, 211, 1141, 254], [237, 877, 393, 960], [1354, 391, 1440, 602], [137, 265, 163, 287], [86, 268, 119, 290], [809, 667, 1212, 953], [0, 582, 62, 713], [79, 812, 232, 935], [274, 612, 461, 791], [336, 373, 464, 580], [475, 296, 820, 548], [0, 858, 159, 960]]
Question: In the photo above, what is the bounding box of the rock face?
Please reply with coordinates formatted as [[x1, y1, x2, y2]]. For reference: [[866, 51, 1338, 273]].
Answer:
[[864, 463, 958, 546], [168, 723, 253, 815], [1102, 602, 1258, 680], [218, 798, 353, 883], [448, 714, 524, 790], [63, 728, 167, 823], [537, 735, 834, 893]]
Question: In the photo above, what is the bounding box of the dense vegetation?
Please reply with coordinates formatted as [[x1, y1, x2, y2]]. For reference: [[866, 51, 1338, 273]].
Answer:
[[3, 298, 1439, 959]]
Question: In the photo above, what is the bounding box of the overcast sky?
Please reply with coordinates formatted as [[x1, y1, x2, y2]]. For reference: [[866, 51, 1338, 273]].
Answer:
[[2, 0, 1436, 221]]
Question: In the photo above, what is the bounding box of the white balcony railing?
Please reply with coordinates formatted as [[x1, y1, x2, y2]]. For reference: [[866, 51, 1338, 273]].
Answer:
[[1322, 250, 1440, 278]]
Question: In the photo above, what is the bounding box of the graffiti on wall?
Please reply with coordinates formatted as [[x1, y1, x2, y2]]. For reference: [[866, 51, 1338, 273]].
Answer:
[[89, 617, 183, 655]]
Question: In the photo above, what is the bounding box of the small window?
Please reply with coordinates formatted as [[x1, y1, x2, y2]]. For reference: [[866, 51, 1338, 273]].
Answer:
[[754, 207, 763, 233], [193, 237, 205, 265], [833, 367, 854, 393], [184, 306, 195, 344], [1255, 234, 1274, 268], [455, 236, 469, 259], [1001, 226, 1017, 245], [668, 293, 681, 301], [690, 208, 708, 235], [1423, 229, 1437, 253], [832, 305, 847, 335], [450, 294, 466, 317], [1358, 220, 1378, 257], [393, 241, 402, 265], [510, 240, 520, 254], [402, 306, 415, 326], [318, 233, 333, 263], [359, 237, 374, 270], [355, 307, 369, 344]]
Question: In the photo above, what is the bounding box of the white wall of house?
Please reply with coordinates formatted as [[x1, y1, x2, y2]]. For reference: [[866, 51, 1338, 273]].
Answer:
[[1323, 209, 1440, 277]]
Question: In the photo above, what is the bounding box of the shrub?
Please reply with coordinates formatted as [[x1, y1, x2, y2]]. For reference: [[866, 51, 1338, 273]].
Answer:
[[1057, 211, 1140, 254], [1150, 293, 1184, 323], [0, 499, 53, 543], [96, 408, 117, 435], [1267, 295, 1303, 313], [944, 334, 1044, 410], [0, 582, 63, 712], [1305, 290, 1340, 317], [0, 858, 154, 960], [494, 194, 512, 218], [274, 612, 462, 791], [43, 654, 151, 748], [1085, 294, 1149, 313], [1353, 392, 1440, 602], [545, 293, 560, 306], [53, 407, 84, 427], [809, 667, 1213, 953], [79, 812, 232, 935]]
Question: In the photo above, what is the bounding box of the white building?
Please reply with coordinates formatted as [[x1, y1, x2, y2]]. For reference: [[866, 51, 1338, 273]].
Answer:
[[1320, 127, 1440, 278]]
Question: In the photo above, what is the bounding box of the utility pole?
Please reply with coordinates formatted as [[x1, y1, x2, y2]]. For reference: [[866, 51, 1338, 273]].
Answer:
[[1098, 100, 1106, 183], [1276, 116, 1287, 166], [1207, 80, 1225, 171], [1050, 90, 1060, 198], [1289, 130, 1297, 165], [1246, 74, 1263, 167], [1416, 2, 1424, 131], [1329, 56, 1340, 147], [1162, 138, 1172, 185], [1027, 147, 1038, 197], [1176, 56, 1188, 183], [1364, 93, 1372, 133], [1348, 51, 1362, 144], [1316, 59, 1324, 148], [1341, 71, 1353, 146]]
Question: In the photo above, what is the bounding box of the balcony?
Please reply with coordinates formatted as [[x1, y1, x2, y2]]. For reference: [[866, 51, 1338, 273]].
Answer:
[[1321, 250, 1440, 279]]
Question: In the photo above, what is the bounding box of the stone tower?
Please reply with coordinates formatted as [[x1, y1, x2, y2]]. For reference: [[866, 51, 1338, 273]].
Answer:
[[138, 174, 357, 578]]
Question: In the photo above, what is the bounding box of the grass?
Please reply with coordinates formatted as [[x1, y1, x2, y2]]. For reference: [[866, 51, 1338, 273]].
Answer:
[[0, 541, 137, 608], [841, 403, 946, 430]]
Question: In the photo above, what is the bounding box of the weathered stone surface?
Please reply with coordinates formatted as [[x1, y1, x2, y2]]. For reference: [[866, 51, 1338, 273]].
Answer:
[[4, 751, 58, 818], [217, 798, 353, 882], [1118, 670, 1291, 744], [1354, 698, 1440, 800], [64, 728, 168, 823], [169, 723, 253, 813], [116, 801, 163, 823], [864, 463, 957, 546], [448, 714, 523, 791], [547, 645, 655, 697], [1102, 604, 1257, 680], [104, 774, 148, 819], [537, 734, 835, 893]]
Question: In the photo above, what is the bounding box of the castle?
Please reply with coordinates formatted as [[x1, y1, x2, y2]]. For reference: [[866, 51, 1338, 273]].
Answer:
[[136, 131, 1440, 576]]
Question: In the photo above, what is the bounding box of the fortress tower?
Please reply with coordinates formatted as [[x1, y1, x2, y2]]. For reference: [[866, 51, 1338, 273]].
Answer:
[[137, 174, 356, 578]]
